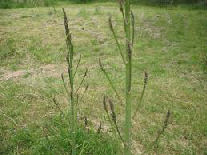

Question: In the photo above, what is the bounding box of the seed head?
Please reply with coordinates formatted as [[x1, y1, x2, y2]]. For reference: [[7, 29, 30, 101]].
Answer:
[[144, 71, 148, 85], [103, 96, 108, 113], [108, 99, 116, 124]]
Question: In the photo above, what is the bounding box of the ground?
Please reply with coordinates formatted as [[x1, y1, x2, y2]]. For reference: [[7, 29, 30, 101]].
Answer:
[[0, 2, 207, 155]]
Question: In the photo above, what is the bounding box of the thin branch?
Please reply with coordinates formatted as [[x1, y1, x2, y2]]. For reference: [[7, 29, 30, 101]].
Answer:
[[109, 16, 126, 64], [141, 110, 171, 155], [61, 73, 70, 97], [131, 10, 135, 46], [75, 68, 88, 94], [103, 96, 124, 144], [99, 59, 123, 105], [154, 110, 171, 146], [73, 54, 82, 79], [79, 84, 89, 102], [108, 99, 124, 143], [52, 97, 64, 116], [132, 72, 148, 119]]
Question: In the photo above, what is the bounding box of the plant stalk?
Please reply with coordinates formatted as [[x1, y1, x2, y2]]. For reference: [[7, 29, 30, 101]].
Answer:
[[124, 0, 132, 154]]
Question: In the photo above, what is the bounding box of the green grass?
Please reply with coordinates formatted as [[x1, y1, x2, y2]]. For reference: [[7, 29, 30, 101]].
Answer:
[[0, 2, 207, 155], [0, 81, 120, 155], [0, 0, 58, 9]]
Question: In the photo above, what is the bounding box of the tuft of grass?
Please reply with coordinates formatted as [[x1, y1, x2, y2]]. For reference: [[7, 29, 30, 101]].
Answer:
[[31, 115, 121, 155], [1, 114, 121, 155]]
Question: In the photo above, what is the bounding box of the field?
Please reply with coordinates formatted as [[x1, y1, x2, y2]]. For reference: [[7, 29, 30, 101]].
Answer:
[[0, 2, 207, 155]]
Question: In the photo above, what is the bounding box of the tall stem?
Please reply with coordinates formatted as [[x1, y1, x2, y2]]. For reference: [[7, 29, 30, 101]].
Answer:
[[124, 0, 132, 155], [69, 32, 76, 155], [70, 65, 76, 155], [63, 9, 76, 155]]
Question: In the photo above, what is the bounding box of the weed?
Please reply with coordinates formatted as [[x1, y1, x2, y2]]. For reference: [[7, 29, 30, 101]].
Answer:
[[62, 8, 90, 155]]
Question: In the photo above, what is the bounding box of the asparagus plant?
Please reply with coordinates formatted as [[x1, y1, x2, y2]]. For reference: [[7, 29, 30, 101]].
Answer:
[[99, 0, 134, 154], [100, 0, 172, 153], [99, 0, 149, 154], [124, 0, 133, 154], [62, 8, 88, 155]]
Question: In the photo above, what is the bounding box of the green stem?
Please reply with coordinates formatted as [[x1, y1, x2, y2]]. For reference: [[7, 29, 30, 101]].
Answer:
[[124, 0, 132, 155], [69, 26, 76, 155], [69, 61, 76, 155], [71, 82, 76, 155]]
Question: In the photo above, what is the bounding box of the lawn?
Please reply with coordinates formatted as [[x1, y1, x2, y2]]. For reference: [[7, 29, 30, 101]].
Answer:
[[0, 2, 207, 155]]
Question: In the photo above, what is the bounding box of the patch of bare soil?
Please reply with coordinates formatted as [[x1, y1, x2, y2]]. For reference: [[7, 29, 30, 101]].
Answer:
[[38, 64, 67, 78], [0, 64, 67, 81], [0, 69, 28, 81]]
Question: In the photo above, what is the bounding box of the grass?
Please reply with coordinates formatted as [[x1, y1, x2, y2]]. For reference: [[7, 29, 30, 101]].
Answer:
[[0, 81, 120, 155], [0, 0, 57, 9], [0, 2, 207, 155]]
